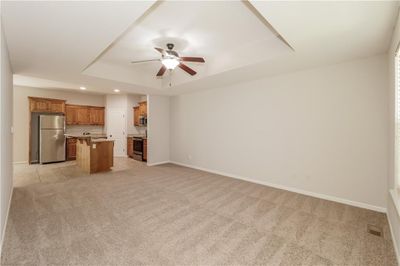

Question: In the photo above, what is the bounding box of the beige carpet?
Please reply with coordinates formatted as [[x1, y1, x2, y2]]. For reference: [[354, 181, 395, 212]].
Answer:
[[1, 161, 398, 265]]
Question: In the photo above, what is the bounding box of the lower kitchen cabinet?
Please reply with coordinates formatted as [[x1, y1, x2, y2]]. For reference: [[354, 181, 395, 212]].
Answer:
[[143, 139, 147, 161], [66, 138, 77, 160], [127, 137, 133, 158]]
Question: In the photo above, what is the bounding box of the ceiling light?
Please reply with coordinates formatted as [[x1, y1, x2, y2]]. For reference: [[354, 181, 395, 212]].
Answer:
[[79, 86, 86, 90], [162, 57, 179, 70], [114, 89, 120, 93]]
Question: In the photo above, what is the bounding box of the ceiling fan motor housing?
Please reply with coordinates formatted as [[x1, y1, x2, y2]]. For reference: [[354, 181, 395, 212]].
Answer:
[[132, 43, 204, 77], [165, 50, 179, 58], [166, 43, 174, 50]]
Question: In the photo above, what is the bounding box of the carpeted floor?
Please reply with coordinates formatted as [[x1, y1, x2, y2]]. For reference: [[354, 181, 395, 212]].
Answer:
[[1, 161, 398, 265]]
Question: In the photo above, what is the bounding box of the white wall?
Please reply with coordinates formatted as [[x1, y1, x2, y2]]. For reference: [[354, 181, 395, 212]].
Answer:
[[13, 86, 105, 163], [105, 94, 146, 157], [148, 95, 170, 165], [0, 22, 14, 254], [170, 54, 388, 211], [387, 9, 400, 261]]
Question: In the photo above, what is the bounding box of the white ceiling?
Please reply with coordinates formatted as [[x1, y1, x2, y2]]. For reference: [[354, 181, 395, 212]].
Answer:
[[2, 1, 399, 95], [1, 1, 160, 95], [84, 1, 291, 90]]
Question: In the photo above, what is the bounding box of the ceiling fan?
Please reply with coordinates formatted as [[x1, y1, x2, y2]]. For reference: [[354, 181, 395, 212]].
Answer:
[[130, 43, 205, 77]]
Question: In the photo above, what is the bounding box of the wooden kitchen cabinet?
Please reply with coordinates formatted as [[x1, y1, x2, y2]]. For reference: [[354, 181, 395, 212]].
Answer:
[[49, 101, 66, 113], [65, 105, 78, 124], [66, 138, 77, 160], [29, 97, 66, 113], [89, 107, 105, 125], [76, 107, 90, 124], [66, 104, 104, 125], [143, 139, 147, 161], [127, 137, 133, 158], [139, 101, 147, 116], [133, 101, 147, 126], [133, 106, 140, 126]]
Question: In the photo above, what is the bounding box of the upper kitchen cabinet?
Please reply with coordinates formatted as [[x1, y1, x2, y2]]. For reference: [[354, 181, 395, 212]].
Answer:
[[133, 106, 140, 126], [139, 101, 147, 116], [66, 104, 104, 125], [29, 97, 66, 113], [89, 107, 105, 125], [133, 101, 147, 126], [76, 107, 90, 124], [65, 105, 78, 124]]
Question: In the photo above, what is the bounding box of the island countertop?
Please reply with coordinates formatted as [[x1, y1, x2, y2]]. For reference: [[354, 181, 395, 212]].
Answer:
[[65, 133, 107, 138], [76, 137, 114, 174]]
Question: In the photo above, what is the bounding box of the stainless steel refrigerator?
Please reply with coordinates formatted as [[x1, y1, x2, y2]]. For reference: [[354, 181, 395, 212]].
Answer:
[[39, 115, 66, 163]]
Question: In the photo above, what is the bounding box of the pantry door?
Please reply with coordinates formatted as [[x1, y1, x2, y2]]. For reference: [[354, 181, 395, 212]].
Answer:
[[106, 108, 126, 157]]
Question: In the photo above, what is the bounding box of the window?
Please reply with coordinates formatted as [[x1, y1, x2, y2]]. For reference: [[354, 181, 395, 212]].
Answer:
[[395, 49, 400, 192]]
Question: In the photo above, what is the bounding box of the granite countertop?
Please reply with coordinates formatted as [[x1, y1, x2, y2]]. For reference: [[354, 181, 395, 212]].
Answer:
[[91, 139, 114, 143], [127, 134, 147, 139], [65, 133, 107, 138]]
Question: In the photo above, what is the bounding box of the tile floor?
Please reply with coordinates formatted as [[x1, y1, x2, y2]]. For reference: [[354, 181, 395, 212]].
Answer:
[[13, 157, 145, 187]]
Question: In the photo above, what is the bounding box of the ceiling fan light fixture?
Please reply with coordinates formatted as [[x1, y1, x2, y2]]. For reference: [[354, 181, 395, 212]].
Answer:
[[161, 57, 179, 70]]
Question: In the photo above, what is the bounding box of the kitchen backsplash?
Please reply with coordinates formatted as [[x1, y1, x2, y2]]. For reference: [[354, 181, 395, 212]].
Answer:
[[134, 127, 147, 135], [66, 125, 105, 135]]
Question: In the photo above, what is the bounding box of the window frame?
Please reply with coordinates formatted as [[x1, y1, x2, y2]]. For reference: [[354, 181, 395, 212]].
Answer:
[[395, 47, 400, 198]]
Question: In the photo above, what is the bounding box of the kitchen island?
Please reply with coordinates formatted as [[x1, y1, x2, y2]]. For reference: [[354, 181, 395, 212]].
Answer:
[[75, 136, 114, 174]]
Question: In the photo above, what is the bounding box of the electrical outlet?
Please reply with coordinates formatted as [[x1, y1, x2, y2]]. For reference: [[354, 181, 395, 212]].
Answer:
[[188, 154, 192, 160]]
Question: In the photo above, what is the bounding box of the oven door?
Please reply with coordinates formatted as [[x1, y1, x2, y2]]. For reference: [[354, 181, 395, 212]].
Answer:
[[133, 138, 143, 161]]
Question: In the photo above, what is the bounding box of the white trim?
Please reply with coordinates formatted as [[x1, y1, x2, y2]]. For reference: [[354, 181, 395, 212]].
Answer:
[[386, 202, 400, 265], [13, 161, 28, 165], [147, 160, 171, 167], [0, 187, 13, 256], [390, 189, 400, 219], [170, 161, 386, 213]]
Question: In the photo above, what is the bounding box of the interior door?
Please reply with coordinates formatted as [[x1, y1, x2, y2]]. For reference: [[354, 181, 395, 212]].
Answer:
[[106, 108, 126, 157]]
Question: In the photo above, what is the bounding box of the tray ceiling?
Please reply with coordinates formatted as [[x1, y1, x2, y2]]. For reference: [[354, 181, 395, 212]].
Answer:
[[83, 1, 292, 90]]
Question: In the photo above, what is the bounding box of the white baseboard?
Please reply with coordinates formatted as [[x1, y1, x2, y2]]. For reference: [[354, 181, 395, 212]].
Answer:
[[0, 186, 13, 256], [169, 160, 386, 213], [147, 160, 171, 167]]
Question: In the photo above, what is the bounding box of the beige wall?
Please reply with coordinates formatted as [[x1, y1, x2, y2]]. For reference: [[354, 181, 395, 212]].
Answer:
[[148, 95, 169, 165], [170, 54, 388, 211], [1, 23, 14, 253], [13, 86, 105, 163], [387, 8, 400, 261]]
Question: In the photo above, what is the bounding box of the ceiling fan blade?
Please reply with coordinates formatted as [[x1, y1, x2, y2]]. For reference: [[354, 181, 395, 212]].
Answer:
[[178, 63, 197, 76], [156, 65, 167, 76], [131, 59, 160, 64], [180, 57, 205, 63], [154, 47, 164, 54]]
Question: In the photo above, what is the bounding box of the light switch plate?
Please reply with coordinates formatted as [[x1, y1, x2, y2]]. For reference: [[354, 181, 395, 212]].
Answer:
[[93, 144, 96, 149]]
